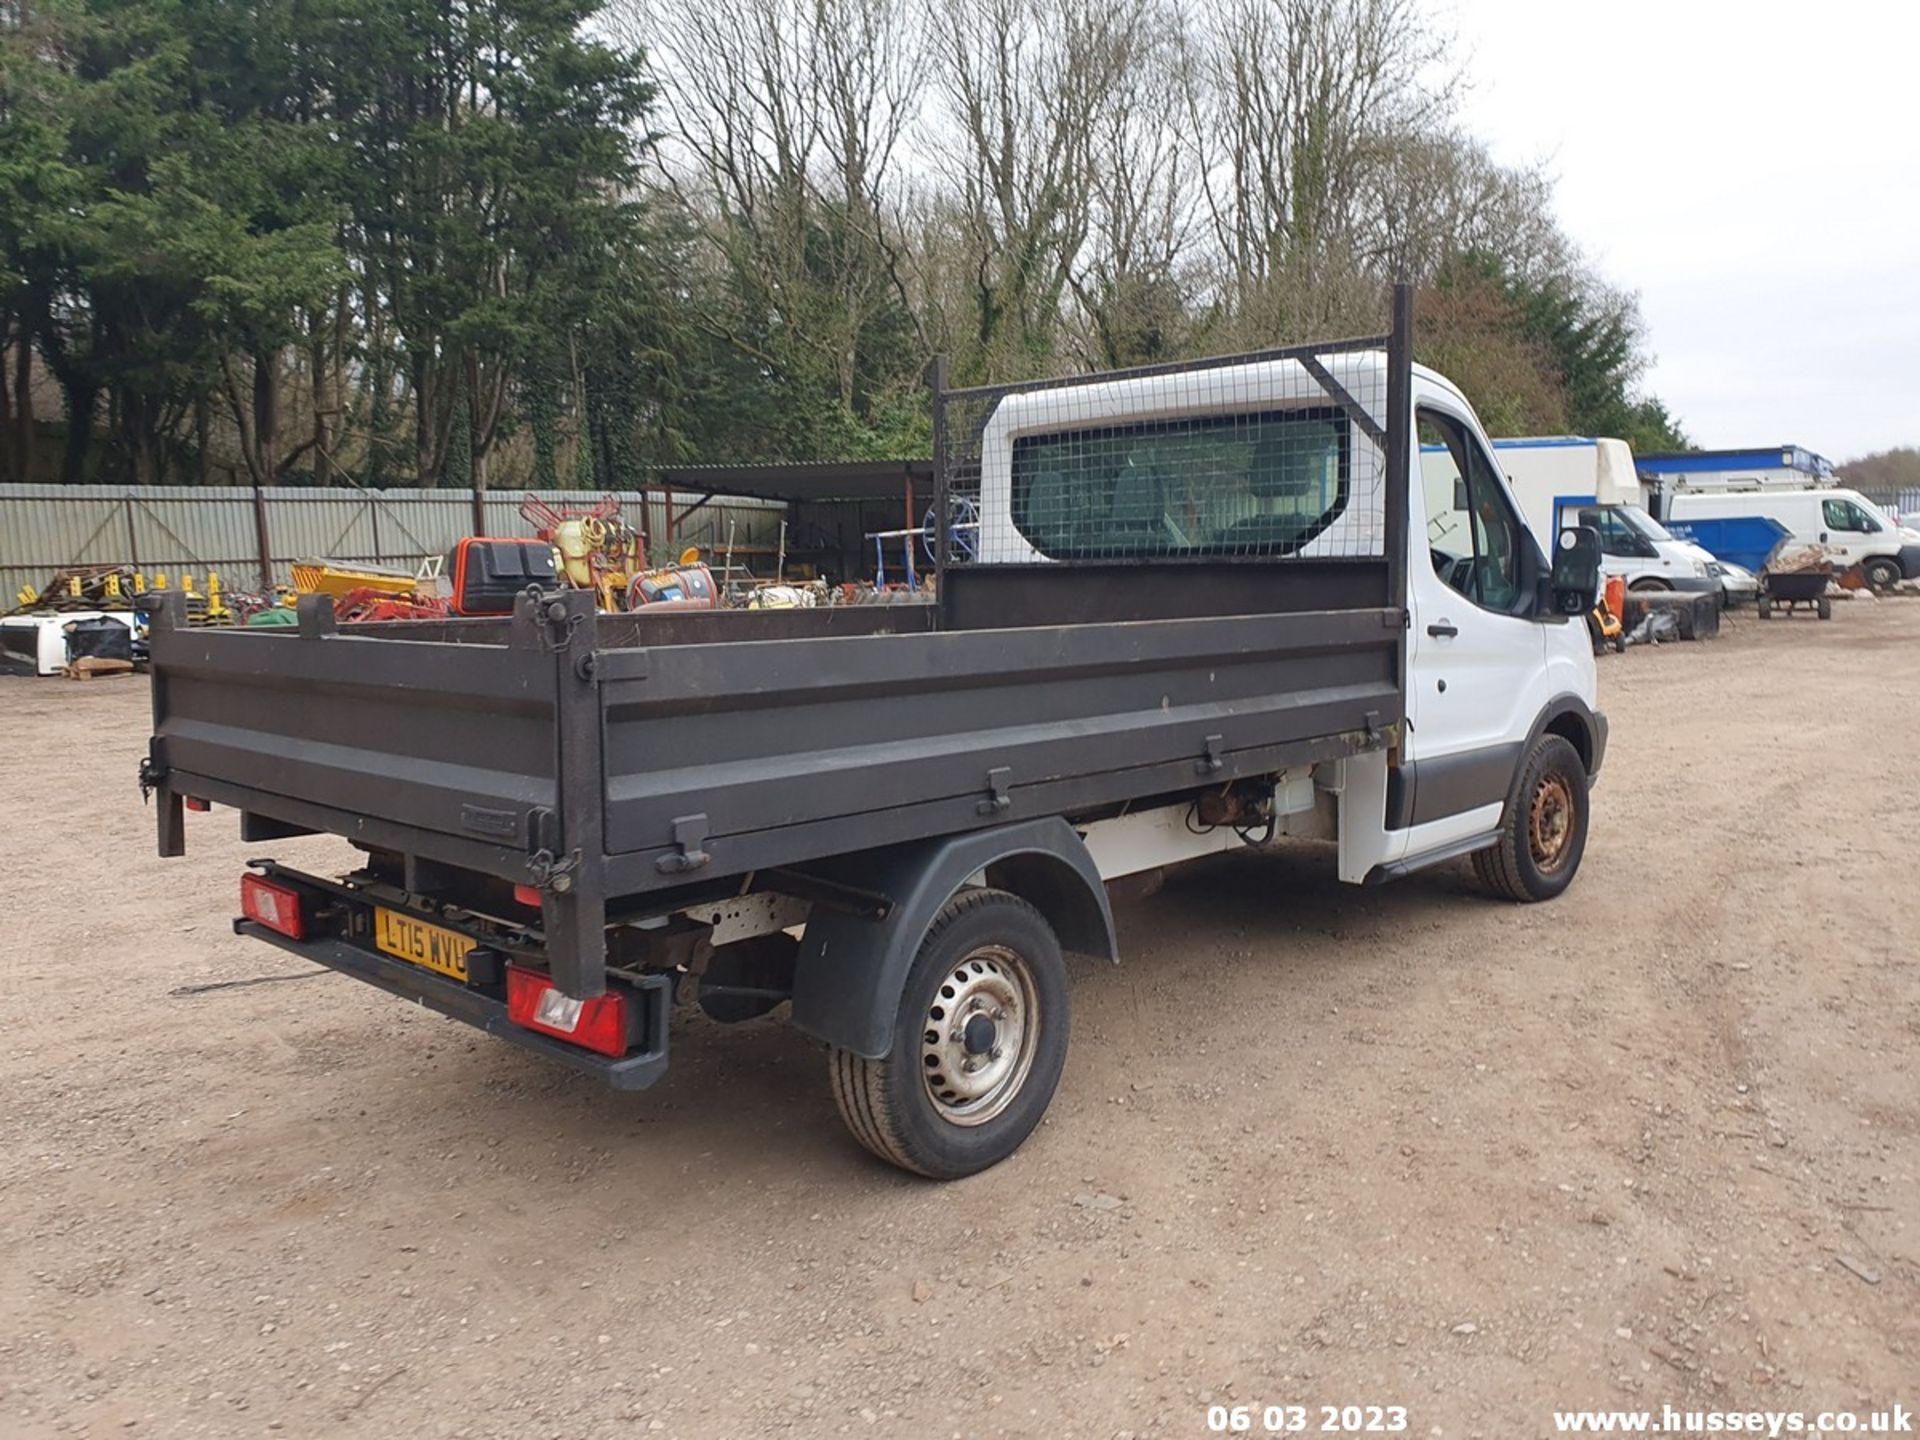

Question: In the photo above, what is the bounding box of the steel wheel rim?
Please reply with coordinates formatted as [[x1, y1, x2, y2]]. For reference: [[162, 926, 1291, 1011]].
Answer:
[[1529, 773, 1576, 874], [919, 944, 1039, 1127]]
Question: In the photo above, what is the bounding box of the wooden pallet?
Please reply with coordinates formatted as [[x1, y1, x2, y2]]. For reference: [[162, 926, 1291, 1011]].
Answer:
[[65, 657, 136, 681]]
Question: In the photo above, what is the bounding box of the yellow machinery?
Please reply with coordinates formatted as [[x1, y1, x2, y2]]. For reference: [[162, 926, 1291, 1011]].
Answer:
[[289, 560, 422, 600], [516, 495, 717, 612]]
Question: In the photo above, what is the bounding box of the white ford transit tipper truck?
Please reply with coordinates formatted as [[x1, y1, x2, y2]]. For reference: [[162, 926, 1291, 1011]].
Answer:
[[143, 290, 1607, 1179]]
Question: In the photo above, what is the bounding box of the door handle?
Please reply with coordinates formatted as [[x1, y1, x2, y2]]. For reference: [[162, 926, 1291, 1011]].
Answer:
[[1426, 621, 1459, 638]]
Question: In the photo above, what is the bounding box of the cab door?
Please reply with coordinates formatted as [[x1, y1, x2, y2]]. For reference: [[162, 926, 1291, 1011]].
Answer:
[[1401, 404, 1548, 855], [1572, 504, 1655, 586], [1817, 494, 1886, 568]]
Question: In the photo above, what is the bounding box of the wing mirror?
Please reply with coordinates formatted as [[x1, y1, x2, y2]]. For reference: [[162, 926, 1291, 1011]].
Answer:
[[1549, 525, 1602, 615]]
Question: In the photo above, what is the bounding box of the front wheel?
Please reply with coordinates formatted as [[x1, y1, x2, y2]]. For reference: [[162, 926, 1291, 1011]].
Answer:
[[1628, 577, 1672, 593], [1471, 735, 1590, 903], [1863, 558, 1901, 592], [828, 889, 1069, 1179]]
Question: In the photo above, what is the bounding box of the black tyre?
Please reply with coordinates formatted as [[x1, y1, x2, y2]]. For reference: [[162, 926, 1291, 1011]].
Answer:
[[1629, 577, 1672, 593], [1471, 735, 1590, 903], [1817, 594, 1833, 620], [1757, 594, 1773, 620], [828, 889, 1069, 1179], [1863, 558, 1900, 592]]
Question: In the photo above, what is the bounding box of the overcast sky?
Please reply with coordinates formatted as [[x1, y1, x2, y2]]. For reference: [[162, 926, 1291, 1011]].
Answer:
[[1448, 0, 1920, 459]]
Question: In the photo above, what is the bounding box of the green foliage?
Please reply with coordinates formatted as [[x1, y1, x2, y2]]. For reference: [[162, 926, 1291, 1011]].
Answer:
[[0, 0, 1690, 488], [444, 369, 472, 488], [1, 0, 657, 485], [1431, 252, 1688, 453]]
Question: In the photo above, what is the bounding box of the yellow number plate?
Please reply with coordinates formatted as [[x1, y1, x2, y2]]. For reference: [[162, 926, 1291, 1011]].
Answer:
[[374, 908, 474, 981]]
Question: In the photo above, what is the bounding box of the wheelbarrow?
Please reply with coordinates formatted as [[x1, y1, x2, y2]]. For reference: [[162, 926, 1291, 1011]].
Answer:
[[1757, 566, 1832, 620]]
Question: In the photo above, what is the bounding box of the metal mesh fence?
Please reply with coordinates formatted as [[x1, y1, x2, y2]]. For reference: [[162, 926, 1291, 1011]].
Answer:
[[935, 337, 1392, 568]]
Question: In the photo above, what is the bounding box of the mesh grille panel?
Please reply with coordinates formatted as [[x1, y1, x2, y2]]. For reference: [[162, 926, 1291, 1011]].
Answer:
[[936, 338, 1391, 569]]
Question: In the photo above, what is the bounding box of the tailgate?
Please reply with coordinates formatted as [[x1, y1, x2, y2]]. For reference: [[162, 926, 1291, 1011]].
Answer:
[[147, 594, 563, 870]]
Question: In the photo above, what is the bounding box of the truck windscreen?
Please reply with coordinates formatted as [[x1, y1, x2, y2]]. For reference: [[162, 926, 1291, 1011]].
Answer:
[[1619, 506, 1676, 543]]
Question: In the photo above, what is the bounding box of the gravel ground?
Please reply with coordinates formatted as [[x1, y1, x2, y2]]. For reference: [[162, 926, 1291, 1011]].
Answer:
[[1, 598, 1914, 1439]]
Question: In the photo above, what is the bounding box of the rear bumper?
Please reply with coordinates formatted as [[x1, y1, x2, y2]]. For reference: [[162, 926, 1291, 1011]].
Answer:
[[235, 919, 672, 1090], [1590, 710, 1609, 782]]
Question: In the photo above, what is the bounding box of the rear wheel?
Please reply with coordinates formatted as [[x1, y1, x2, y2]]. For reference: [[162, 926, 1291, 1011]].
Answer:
[[828, 889, 1069, 1179], [1471, 735, 1590, 903], [1817, 594, 1833, 620], [1757, 594, 1773, 619], [1863, 557, 1901, 592]]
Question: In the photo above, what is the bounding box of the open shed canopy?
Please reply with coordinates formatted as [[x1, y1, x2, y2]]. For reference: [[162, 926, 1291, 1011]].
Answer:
[[648, 460, 934, 506]]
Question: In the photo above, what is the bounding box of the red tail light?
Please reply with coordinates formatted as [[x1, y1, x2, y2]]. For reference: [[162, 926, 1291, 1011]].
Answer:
[[506, 966, 630, 1057], [240, 873, 306, 940], [512, 884, 543, 909]]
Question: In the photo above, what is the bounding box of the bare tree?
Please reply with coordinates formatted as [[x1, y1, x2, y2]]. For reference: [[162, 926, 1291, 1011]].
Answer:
[[1180, 0, 1456, 338], [614, 0, 925, 411], [920, 0, 1140, 375], [1059, 0, 1208, 366], [1365, 133, 1567, 286]]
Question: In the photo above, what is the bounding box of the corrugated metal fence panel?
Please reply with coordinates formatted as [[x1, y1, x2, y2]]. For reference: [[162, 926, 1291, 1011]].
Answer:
[[0, 484, 260, 601], [134, 488, 265, 583], [1, 485, 789, 600], [0, 487, 135, 598]]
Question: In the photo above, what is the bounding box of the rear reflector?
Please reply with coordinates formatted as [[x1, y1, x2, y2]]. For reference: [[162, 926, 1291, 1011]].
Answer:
[[185, 796, 211, 812], [506, 965, 630, 1057], [240, 873, 306, 940], [512, 884, 543, 909]]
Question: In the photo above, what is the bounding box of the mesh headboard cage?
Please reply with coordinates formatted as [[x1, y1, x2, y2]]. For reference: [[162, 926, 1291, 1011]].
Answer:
[[932, 326, 1403, 574]]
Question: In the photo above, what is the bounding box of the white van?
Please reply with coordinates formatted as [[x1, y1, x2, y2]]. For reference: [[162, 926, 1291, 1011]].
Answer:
[[1473, 437, 1756, 602], [1660, 488, 1920, 591]]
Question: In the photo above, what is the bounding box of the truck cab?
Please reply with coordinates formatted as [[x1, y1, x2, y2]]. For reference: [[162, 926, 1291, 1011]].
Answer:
[[971, 357, 1606, 882], [1401, 384, 1605, 873]]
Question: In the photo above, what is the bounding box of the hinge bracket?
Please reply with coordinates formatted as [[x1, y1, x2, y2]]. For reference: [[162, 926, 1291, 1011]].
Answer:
[[977, 766, 1013, 816], [1195, 734, 1226, 776], [656, 813, 713, 875], [138, 747, 166, 804], [525, 847, 581, 894]]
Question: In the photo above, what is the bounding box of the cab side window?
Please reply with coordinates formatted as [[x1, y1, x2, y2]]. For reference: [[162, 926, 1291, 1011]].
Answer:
[[1577, 506, 1641, 557], [1822, 498, 1879, 533], [1419, 410, 1527, 613]]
